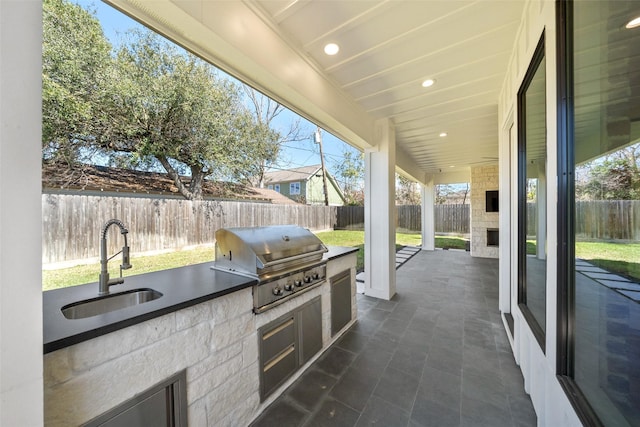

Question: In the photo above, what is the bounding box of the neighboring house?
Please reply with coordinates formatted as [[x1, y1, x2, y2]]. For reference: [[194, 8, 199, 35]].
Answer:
[[250, 187, 301, 205], [263, 165, 345, 206]]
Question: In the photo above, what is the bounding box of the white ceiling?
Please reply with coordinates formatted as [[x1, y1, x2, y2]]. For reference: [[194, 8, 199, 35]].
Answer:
[[108, 0, 526, 178], [249, 0, 525, 174]]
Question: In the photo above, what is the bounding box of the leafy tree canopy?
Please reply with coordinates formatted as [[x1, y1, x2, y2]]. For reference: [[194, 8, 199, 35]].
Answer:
[[333, 149, 364, 205], [43, 1, 289, 200], [42, 0, 112, 165], [98, 29, 271, 199], [435, 183, 470, 205], [396, 174, 420, 205], [576, 144, 640, 200]]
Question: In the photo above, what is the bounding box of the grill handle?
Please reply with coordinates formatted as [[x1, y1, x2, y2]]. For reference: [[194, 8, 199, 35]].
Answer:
[[258, 247, 327, 269]]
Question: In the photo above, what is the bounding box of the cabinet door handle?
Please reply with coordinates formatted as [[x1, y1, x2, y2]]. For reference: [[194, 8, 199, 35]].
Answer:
[[263, 345, 295, 372], [262, 318, 294, 340]]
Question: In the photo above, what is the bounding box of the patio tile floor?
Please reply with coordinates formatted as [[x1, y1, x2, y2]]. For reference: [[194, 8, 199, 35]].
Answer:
[[251, 250, 536, 427]]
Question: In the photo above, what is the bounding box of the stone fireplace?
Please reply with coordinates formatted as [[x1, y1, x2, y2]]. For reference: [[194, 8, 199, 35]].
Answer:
[[487, 228, 499, 247], [470, 165, 499, 258]]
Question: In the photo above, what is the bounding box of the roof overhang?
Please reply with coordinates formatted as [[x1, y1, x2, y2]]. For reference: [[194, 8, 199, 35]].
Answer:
[[105, 0, 524, 180]]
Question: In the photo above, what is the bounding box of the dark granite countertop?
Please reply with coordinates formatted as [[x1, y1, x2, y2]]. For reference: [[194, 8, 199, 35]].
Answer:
[[323, 245, 359, 260], [43, 263, 256, 354], [43, 246, 358, 354]]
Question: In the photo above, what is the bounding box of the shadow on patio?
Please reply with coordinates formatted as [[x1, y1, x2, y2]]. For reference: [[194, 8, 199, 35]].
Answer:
[[251, 250, 536, 427]]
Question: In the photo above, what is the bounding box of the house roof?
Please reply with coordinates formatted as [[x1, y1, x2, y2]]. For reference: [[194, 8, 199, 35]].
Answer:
[[250, 187, 301, 205], [263, 165, 323, 184], [42, 163, 284, 203]]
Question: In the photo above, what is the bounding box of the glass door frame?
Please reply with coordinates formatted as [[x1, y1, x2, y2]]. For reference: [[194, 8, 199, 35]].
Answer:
[[517, 32, 547, 352]]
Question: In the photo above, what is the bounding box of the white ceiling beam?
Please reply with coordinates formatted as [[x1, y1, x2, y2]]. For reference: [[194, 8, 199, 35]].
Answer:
[[428, 170, 471, 185], [396, 145, 425, 184]]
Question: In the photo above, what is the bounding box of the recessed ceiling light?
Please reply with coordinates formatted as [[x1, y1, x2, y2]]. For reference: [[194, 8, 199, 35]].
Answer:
[[324, 43, 340, 55], [449, 165, 455, 168], [439, 132, 448, 137], [626, 16, 640, 29], [422, 79, 435, 88]]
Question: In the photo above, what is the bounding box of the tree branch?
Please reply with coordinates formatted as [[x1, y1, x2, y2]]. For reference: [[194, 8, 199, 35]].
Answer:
[[157, 155, 195, 200]]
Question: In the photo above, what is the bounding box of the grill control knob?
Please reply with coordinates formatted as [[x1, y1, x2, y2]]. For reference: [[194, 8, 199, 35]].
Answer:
[[272, 286, 283, 296], [284, 282, 294, 292], [294, 280, 303, 287], [304, 276, 312, 283], [312, 273, 320, 280]]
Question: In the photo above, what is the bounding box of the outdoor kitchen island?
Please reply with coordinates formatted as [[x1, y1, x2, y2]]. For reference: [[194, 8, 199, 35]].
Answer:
[[43, 245, 357, 426]]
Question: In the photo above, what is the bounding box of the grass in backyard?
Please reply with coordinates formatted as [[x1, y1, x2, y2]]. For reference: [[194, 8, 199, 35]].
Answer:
[[314, 230, 367, 271], [49, 233, 638, 291], [314, 230, 467, 271], [576, 241, 640, 281], [526, 240, 639, 281], [435, 236, 467, 250], [43, 246, 215, 291], [41, 231, 495, 291]]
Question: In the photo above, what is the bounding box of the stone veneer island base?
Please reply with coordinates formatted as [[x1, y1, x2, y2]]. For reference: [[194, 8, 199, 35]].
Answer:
[[43, 249, 357, 426]]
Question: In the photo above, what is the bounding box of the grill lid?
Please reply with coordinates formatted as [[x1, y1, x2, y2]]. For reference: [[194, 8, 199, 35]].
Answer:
[[213, 225, 327, 278]]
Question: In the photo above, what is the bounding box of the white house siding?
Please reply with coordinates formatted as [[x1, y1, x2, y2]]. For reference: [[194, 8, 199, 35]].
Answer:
[[498, 0, 581, 425]]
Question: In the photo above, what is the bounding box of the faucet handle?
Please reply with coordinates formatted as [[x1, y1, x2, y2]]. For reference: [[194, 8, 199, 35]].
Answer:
[[121, 245, 132, 270]]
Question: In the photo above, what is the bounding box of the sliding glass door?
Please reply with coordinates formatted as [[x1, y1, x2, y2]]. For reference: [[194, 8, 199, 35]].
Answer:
[[558, 1, 640, 425], [518, 34, 547, 349]]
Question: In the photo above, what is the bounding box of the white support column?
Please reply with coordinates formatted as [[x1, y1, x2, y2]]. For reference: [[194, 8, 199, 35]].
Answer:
[[421, 178, 435, 251], [0, 1, 44, 425], [364, 119, 396, 300], [536, 164, 547, 260]]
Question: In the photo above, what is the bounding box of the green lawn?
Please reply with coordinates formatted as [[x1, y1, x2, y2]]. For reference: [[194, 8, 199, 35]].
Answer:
[[46, 230, 637, 291], [435, 236, 468, 250], [43, 246, 214, 291], [43, 230, 472, 290], [527, 240, 639, 281], [576, 241, 640, 281], [314, 230, 466, 271]]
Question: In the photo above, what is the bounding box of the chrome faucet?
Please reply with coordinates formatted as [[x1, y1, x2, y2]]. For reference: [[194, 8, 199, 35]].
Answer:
[[99, 219, 132, 295]]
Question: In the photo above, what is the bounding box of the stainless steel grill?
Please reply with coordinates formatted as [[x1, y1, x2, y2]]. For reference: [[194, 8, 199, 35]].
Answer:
[[212, 225, 328, 313]]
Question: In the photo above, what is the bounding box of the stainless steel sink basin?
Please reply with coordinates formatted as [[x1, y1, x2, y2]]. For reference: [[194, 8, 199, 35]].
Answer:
[[61, 288, 163, 320]]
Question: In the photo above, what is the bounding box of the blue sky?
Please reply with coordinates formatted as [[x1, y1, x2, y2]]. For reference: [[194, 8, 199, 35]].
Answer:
[[81, 1, 360, 183]]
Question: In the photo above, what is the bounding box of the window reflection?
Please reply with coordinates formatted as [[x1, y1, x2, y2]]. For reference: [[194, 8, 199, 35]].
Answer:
[[573, 1, 640, 425]]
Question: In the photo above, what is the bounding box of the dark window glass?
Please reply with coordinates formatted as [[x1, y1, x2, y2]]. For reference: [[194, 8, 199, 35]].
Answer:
[[572, 1, 640, 425], [518, 35, 547, 344]]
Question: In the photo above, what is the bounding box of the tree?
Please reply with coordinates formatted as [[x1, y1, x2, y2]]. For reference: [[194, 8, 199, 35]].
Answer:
[[435, 183, 470, 204], [240, 88, 306, 187], [42, 0, 112, 166], [396, 175, 420, 205], [42, 1, 316, 200], [99, 29, 267, 200], [576, 143, 640, 200], [333, 149, 364, 205]]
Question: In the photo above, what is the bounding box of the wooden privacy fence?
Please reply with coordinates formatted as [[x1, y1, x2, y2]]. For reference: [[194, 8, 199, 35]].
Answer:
[[335, 204, 470, 234], [433, 204, 470, 234], [42, 194, 336, 264], [43, 195, 638, 264], [575, 200, 640, 240], [397, 205, 422, 231], [527, 201, 640, 240], [334, 206, 365, 229], [339, 201, 640, 238]]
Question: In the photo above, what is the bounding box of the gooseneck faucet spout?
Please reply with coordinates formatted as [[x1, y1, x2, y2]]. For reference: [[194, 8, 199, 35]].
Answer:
[[99, 219, 132, 295]]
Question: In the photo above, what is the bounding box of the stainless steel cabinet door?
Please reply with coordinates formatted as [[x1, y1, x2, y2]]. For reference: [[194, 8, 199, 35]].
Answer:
[[298, 296, 322, 365]]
